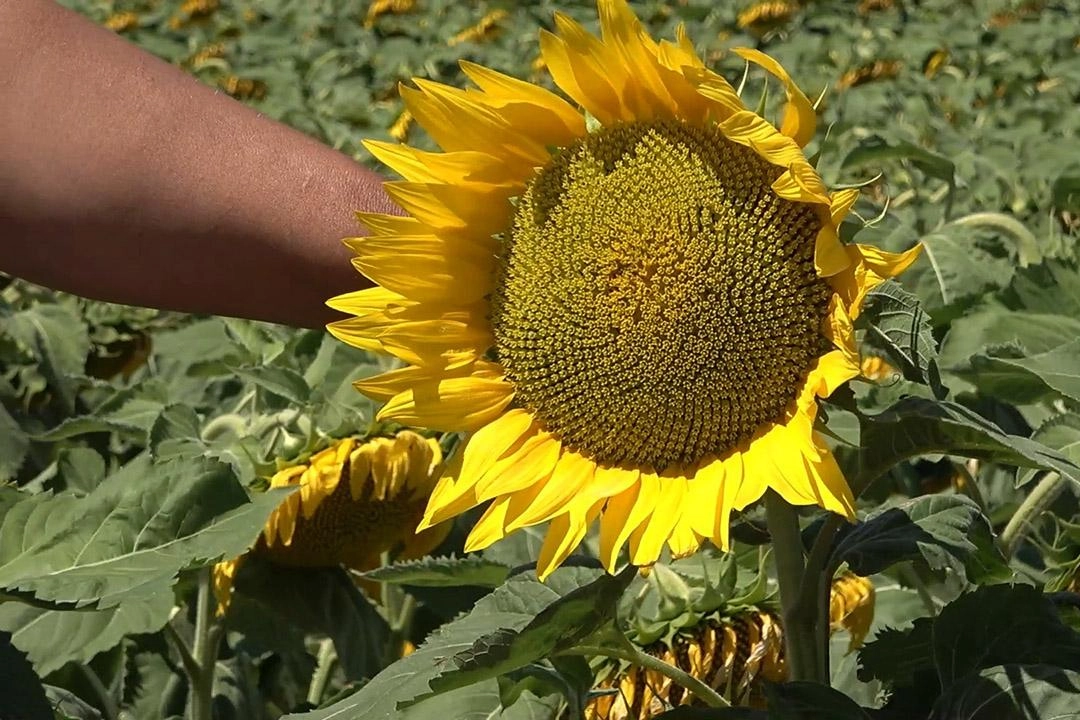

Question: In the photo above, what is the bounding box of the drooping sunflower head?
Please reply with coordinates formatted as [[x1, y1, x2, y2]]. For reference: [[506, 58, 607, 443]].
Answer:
[[213, 431, 448, 612], [329, 0, 921, 580]]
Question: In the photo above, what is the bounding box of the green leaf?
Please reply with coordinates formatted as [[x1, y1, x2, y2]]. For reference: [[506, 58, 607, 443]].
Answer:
[[940, 310, 1080, 370], [1, 304, 91, 413], [951, 335, 1080, 406], [929, 664, 1080, 719], [234, 560, 390, 681], [233, 366, 311, 405], [764, 681, 872, 719], [284, 567, 607, 719], [848, 398, 1080, 491], [0, 402, 29, 482], [830, 495, 983, 576], [1052, 172, 1080, 213], [35, 382, 169, 442], [359, 555, 511, 588], [1008, 261, 1080, 316], [933, 584, 1080, 686], [148, 403, 205, 461], [841, 135, 956, 188], [0, 593, 173, 676], [1019, 414, 1080, 485], [902, 224, 1015, 321], [0, 455, 293, 608], [421, 566, 635, 701], [0, 630, 52, 720], [860, 280, 945, 395], [44, 685, 103, 720], [858, 619, 935, 687], [55, 447, 107, 495]]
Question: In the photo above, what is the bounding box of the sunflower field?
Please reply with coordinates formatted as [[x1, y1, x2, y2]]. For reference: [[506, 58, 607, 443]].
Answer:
[[4, 0, 1080, 718]]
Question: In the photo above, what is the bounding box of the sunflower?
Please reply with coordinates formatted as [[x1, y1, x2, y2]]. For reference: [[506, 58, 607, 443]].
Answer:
[[329, 0, 921, 580], [213, 431, 448, 612]]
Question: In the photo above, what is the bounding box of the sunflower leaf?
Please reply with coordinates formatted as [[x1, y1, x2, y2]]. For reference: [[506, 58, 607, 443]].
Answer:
[[928, 664, 1080, 719], [847, 397, 1080, 491], [283, 567, 611, 719], [358, 554, 511, 588], [0, 593, 173, 677], [418, 565, 636, 702], [861, 279, 946, 397], [0, 455, 294, 608], [763, 681, 873, 719], [830, 495, 983, 577], [0, 402, 29, 482], [932, 584, 1080, 686]]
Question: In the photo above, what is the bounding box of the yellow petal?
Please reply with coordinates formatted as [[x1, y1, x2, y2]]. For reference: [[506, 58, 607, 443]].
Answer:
[[582, 465, 641, 503], [459, 60, 585, 146], [537, 498, 604, 580], [667, 515, 702, 559], [599, 472, 658, 572], [401, 82, 548, 166], [732, 47, 817, 148], [629, 473, 686, 566], [377, 364, 515, 432], [830, 188, 861, 226], [463, 496, 511, 552], [804, 434, 857, 519], [833, 243, 924, 319], [597, 0, 675, 118], [384, 181, 513, 238], [475, 431, 562, 502], [541, 21, 626, 125], [326, 286, 412, 317], [363, 140, 523, 189], [771, 162, 830, 206], [419, 448, 476, 530], [504, 448, 596, 531], [685, 458, 726, 539], [353, 211, 427, 237], [354, 361, 480, 404], [683, 66, 745, 121], [458, 408, 537, 486], [346, 235, 494, 306]]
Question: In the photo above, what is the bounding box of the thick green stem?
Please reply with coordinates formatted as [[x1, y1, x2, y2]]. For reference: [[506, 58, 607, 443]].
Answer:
[[560, 644, 730, 708], [77, 663, 118, 720], [188, 568, 219, 720], [764, 490, 818, 682], [307, 638, 337, 706], [799, 513, 844, 682], [1001, 472, 1065, 558], [951, 212, 1040, 266]]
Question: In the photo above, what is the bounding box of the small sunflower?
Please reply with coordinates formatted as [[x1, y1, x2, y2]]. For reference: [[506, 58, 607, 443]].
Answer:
[[213, 431, 448, 612], [329, 0, 921, 580]]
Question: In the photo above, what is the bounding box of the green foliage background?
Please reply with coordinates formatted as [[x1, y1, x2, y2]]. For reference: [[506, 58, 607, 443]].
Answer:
[[3, 0, 1080, 718]]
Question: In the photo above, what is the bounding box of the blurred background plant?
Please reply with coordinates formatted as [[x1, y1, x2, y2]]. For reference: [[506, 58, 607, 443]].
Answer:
[[2, 0, 1080, 719]]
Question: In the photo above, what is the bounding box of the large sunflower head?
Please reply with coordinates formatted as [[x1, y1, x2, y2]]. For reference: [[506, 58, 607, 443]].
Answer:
[[213, 431, 448, 612], [329, 0, 921, 580]]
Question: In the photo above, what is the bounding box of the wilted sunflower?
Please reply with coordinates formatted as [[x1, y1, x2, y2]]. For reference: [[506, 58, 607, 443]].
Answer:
[[213, 431, 448, 612], [329, 0, 921, 579]]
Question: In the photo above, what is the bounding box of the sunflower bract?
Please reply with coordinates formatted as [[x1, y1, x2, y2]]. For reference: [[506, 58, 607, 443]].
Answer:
[[329, 0, 922, 580]]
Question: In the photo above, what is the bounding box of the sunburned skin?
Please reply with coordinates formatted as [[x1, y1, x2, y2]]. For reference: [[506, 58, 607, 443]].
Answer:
[[0, 0, 397, 328]]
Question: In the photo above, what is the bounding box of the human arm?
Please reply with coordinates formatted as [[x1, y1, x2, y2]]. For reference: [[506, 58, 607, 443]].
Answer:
[[0, 0, 394, 329]]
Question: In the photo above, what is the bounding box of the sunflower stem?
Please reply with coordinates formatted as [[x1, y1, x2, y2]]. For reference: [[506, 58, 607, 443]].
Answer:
[[559, 644, 731, 708], [764, 490, 819, 683], [188, 567, 219, 720], [307, 638, 338, 706], [1001, 471, 1065, 558]]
